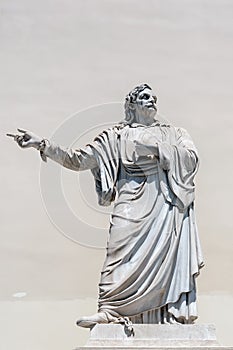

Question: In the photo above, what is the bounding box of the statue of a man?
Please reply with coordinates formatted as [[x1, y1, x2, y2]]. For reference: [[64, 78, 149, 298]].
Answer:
[[7, 84, 204, 328]]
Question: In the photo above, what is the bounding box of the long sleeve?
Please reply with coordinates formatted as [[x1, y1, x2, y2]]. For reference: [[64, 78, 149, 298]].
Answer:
[[39, 127, 120, 206], [40, 140, 98, 171]]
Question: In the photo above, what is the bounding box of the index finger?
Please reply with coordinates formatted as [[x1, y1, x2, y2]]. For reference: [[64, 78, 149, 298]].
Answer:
[[6, 133, 16, 138]]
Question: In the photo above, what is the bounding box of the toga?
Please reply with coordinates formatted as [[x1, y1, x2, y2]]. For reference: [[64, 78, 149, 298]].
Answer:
[[42, 121, 204, 324]]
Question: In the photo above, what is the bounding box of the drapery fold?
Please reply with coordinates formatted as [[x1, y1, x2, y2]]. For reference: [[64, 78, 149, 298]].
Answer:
[[42, 123, 204, 324], [157, 127, 199, 211], [93, 124, 203, 323], [90, 127, 120, 206]]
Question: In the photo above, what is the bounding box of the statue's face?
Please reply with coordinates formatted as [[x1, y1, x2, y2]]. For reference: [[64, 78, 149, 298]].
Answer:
[[134, 88, 157, 124], [135, 88, 157, 111]]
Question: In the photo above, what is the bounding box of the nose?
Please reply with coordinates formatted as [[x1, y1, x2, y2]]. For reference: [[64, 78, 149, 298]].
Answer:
[[148, 96, 155, 105]]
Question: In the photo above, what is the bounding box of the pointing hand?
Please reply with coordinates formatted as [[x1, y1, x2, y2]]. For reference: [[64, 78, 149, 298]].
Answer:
[[6, 128, 42, 149]]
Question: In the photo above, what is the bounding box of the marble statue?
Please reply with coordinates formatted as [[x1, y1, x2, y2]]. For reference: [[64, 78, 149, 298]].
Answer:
[[7, 84, 204, 329]]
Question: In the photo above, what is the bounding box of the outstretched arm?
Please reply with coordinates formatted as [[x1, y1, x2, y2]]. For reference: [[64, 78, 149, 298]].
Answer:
[[6, 129, 98, 171], [40, 139, 98, 171]]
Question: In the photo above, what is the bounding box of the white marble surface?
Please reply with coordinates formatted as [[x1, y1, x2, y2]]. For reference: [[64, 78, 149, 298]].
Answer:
[[74, 324, 233, 350], [86, 324, 219, 347]]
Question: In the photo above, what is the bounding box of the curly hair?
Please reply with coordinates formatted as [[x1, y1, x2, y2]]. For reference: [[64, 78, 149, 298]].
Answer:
[[123, 83, 154, 124]]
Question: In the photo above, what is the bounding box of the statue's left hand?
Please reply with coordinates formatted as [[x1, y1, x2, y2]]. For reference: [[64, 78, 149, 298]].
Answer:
[[6, 128, 42, 149]]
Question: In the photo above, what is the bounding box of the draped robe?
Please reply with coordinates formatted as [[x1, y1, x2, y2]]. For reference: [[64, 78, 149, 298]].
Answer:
[[43, 122, 204, 324]]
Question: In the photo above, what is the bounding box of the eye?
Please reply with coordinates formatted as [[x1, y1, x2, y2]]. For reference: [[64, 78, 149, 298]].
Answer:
[[140, 93, 150, 100]]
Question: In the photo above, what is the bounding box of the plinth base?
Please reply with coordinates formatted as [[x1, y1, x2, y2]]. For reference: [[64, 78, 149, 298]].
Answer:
[[75, 324, 233, 350]]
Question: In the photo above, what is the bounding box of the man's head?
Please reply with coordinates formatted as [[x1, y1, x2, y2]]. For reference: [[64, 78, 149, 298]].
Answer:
[[124, 84, 157, 125]]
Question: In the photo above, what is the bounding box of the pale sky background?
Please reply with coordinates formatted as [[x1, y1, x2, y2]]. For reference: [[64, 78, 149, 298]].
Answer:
[[0, 0, 233, 349]]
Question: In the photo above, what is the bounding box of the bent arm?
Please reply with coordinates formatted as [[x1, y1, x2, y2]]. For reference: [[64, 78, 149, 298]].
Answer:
[[157, 127, 199, 210], [40, 140, 98, 171], [157, 127, 198, 172]]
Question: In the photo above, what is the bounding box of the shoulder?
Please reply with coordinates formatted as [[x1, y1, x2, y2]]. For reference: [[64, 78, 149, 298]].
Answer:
[[174, 126, 188, 134], [174, 126, 192, 139], [92, 125, 121, 145]]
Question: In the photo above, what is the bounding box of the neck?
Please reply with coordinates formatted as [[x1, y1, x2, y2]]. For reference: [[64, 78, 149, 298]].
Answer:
[[135, 113, 155, 126]]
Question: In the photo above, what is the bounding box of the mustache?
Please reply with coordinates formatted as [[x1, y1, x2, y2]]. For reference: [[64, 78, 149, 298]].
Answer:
[[145, 102, 157, 109]]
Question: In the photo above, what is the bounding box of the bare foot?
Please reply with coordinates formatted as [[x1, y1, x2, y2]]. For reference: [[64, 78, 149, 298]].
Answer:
[[76, 311, 117, 328]]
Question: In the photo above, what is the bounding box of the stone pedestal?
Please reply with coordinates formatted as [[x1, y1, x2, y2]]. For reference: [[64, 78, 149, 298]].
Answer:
[[75, 324, 233, 350]]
